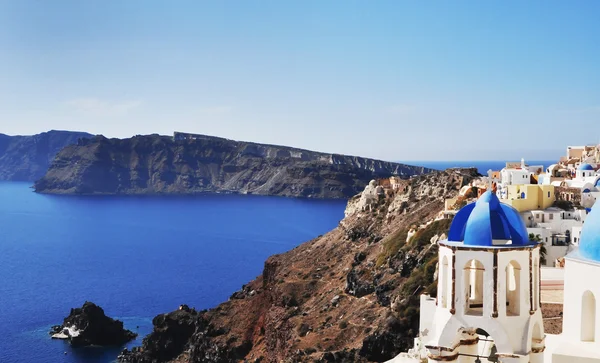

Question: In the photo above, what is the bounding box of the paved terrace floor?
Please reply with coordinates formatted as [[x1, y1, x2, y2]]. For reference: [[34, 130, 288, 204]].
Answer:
[[541, 267, 564, 304]]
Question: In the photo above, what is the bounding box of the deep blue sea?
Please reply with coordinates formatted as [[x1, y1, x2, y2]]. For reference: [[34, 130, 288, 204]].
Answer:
[[404, 160, 557, 175], [0, 183, 346, 363]]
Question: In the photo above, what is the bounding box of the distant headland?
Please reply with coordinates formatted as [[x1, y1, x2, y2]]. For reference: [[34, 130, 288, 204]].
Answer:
[[33, 132, 434, 199], [0, 130, 93, 181]]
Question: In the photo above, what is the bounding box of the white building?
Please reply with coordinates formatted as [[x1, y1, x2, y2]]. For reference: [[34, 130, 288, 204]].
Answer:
[[564, 163, 599, 189], [548, 198, 600, 362], [389, 197, 600, 363], [417, 192, 544, 363], [522, 208, 588, 266], [582, 180, 600, 209], [500, 159, 536, 187]]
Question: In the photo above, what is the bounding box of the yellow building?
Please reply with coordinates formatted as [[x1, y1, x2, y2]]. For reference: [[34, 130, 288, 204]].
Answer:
[[502, 184, 555, 212]]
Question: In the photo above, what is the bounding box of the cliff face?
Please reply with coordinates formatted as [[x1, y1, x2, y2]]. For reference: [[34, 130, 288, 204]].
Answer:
[[118, 168, 480, 363], [34, 134, 434, 198], [0, 130, 92, 181]]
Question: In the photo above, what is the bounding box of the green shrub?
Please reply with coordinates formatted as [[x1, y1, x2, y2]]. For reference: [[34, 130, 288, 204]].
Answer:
[[376, 228, 409, 267]]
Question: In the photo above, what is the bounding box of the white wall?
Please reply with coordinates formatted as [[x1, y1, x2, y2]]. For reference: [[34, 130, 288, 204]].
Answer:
[[562, 257, 600, 345], [501, 169, 533, 186], [427, 245, 544, 360]]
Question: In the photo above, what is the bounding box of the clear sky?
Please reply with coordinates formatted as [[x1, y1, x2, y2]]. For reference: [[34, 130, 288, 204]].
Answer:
[[0, 1, 599, 161]]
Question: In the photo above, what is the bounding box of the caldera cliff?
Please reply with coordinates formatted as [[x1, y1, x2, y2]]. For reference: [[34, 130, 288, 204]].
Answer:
[[34, 134, 433, 198], [118, 168, 480, 363], [0, 130, 92, 181]]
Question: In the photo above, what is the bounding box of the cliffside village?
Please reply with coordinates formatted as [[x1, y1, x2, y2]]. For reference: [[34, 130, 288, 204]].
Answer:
[[354, 145, 600, 269], [443, 145, 600, 268], [382, 144, 600, 363]]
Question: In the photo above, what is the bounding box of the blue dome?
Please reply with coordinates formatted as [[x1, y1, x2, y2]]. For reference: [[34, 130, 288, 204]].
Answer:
[[595, 178, 600, 188], [579, 200, 600, 261], [448, 191, 530, 246], [578, 163, 595, 171]]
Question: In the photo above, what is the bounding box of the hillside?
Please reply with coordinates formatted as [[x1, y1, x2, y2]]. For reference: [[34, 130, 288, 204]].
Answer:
[[34, 134, 434, 198], [0, 130, 93, 181], [117, 168, 480, 363]]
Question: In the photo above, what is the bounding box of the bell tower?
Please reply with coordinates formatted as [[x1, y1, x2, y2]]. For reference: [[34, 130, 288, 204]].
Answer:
[[424, 191, 544, 363]]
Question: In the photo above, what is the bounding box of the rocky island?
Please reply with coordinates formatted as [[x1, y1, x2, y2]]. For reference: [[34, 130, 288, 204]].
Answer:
[[33, 133, 434, 198], [118, 168, 480, 362], [50, 301, 137, 347], [0, 130, 92, 181]]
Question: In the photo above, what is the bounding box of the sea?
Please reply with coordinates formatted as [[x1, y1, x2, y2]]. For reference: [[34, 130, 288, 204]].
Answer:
[[405, 160, 557, 175], [0, 182, 346, 363], [0, 160, 557, 363]]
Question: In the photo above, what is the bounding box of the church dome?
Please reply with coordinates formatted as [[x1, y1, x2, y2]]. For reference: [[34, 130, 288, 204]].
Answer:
[[578, 200, 600, 261], [447, 191, 530, 246], [578, 163, 595, 171]]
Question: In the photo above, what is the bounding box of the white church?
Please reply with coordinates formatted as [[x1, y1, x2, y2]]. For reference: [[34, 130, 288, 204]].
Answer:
[[389, 191, 600, 363]]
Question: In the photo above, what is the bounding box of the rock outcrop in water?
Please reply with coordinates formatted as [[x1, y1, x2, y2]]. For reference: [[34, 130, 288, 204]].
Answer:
[[118, 168, 480, 363], [0, 130, 92, 181], [50, 301, 137, 347], [34, 133, 433, 198]]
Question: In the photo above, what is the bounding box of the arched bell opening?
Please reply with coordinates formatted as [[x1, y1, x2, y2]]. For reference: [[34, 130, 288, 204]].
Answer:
[[464, 260, 485, 316], [505, 261, 521, 316]]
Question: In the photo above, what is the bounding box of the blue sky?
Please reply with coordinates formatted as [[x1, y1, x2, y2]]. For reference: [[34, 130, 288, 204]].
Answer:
[[0, 1, 599, 161]]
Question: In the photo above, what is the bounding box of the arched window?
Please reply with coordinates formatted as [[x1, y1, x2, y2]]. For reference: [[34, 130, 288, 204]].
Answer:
[[464, 259, 485, 316], [506, 261, 521, 316], [582, 291, 596, 342], [440, 256, 449, 308]]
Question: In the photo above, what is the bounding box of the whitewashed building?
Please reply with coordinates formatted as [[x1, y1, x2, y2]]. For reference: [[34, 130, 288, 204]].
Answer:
[[522, 208, 588, 266], [416, 192, 544, 363], [500, 159, 535, 187], [389, 197, 600, 363], [564, 163, 599, 189], [548, 198, 600, 362]]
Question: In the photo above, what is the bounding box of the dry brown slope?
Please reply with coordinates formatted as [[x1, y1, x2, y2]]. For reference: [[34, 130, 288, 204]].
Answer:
[[119, 168, 480, 363]]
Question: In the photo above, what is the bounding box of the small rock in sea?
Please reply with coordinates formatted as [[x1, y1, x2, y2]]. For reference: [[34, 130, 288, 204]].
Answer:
[[50, 301, 137, 347]]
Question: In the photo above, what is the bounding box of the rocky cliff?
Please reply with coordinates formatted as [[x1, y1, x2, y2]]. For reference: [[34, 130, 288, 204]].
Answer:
[[34, 134, 434, 198], [0, 130, 92, 181], [118, 168, 481, 363]]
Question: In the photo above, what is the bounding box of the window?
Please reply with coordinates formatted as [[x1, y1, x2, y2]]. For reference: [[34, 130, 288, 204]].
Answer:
[[549, 214, 553, 220], [582, 291, 596, 342], [548, 191, 551, 198]]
